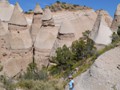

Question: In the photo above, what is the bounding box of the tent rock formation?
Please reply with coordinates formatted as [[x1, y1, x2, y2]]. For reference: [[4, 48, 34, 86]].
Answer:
[[30, 4, 43, 42], [90, 10, 112, 47], [0, 0, 118, 77], [111, 4, 120, 32]]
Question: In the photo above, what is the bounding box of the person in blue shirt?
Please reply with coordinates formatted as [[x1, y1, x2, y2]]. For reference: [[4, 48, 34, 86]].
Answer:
[[68, 75, 74, 90]]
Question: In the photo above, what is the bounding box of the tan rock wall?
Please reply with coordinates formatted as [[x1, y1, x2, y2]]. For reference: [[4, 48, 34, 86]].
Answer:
[[0, 48, 33, 77], [111, 15, 120, 31]]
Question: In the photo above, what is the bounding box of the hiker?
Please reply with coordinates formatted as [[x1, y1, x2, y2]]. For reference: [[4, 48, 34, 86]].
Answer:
[[68, 75, 74, 90]]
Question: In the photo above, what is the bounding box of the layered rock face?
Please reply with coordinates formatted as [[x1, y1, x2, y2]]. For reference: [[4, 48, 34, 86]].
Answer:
[[111, 4, 120, 32], [57, 19, 75, 47], [34, 7, 58, 69], [0, 4, 33, 77], [31, 4, 43, 42], [0, 0, 116, 77], [9, 4, 32, 49], [53, 9, 98, 39], [66, 46, 120, 90], [42, 7, 55, 26], [0, 19, 10, 64]]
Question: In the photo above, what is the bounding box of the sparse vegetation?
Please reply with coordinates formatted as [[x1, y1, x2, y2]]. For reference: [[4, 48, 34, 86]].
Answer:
[[0, 61, 65, 90], [1, 26, 120, 90], [117, 26, 120, 36], [48, 1, 91, 12], [112, 26, 120, 43], [50, 31, 97, 77]]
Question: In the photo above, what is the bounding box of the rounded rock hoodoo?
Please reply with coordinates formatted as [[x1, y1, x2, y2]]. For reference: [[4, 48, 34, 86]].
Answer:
[[42, 7, 55, 26], [30, 4, 43, 42]]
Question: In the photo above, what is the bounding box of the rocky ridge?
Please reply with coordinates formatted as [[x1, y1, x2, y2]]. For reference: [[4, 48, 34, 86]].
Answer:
[[0, 0, 118, 78]]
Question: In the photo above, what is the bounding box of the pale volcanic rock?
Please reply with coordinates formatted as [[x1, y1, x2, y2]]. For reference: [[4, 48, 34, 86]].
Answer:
[[111, 4, 120, 32], [0, 0, 23, 22], [9, 4, 27, 26], [90, 11, 112, 45], [96, 10, 113, 27], [66, 46, 120, 90], [24, 13, 33, 26], [0, 4, 33, 77], [0, 0, 116, 77], [42, 7, 55, 26], [34, 3, 43, 14], [116, 83, 120, 90], [0, 0, 14, 21], [34, 26, 58, 68], [57, 19, 75, 47], [0, 19, 10, 64], [1, 49, 33, 77], [73, 9, 97, 39], [15, 2, 23, 12], [9, 4, 32, 50], [30, 4, 43, 42], [34, 8, 58, 68], [53, 9, 97, 39]]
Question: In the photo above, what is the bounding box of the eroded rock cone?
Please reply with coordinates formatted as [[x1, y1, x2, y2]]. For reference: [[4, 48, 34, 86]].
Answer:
[[31, 4, 43, 42], [96, 10, 113, 27], [57, 19, 75, 47], [0, 0, 14, 21], [111, 4, 120, 32], [90, 10, 112, 47], [1, 4, 33, 77], [42, 7, 55, 26], [34, 7, 58, 69], [9, 3, 32, 49]]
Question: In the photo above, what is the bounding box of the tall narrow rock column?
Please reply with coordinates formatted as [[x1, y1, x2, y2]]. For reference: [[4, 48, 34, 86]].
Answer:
[[2, 4, 33, 77], [34, 7, 58, 69], [90, 10, 112, 49], [30, 4, 43, 42], [111, 4, 120, 32]]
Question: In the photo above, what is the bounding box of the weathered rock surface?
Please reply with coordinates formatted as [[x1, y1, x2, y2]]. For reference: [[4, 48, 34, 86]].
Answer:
[[96, 10, 113, 27], [111, 4, 120, 32], [30, 4, 43, 42], [42, 7, 55, 26], [66, 46, 120, 90], [34, 7, 58, 68], [0, 4, 33, 77], [57, 19, 75, 47], [0, 0, 14, 21], [0, 0, 116, 77], [90, 10, 112, 46]]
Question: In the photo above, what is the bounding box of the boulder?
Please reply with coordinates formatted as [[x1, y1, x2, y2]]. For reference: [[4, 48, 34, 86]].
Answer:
[[66, 46, 120, 90]]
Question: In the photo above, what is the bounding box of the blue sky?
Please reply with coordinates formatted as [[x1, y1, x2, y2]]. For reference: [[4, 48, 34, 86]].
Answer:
[[9, 0, 120, 17]]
